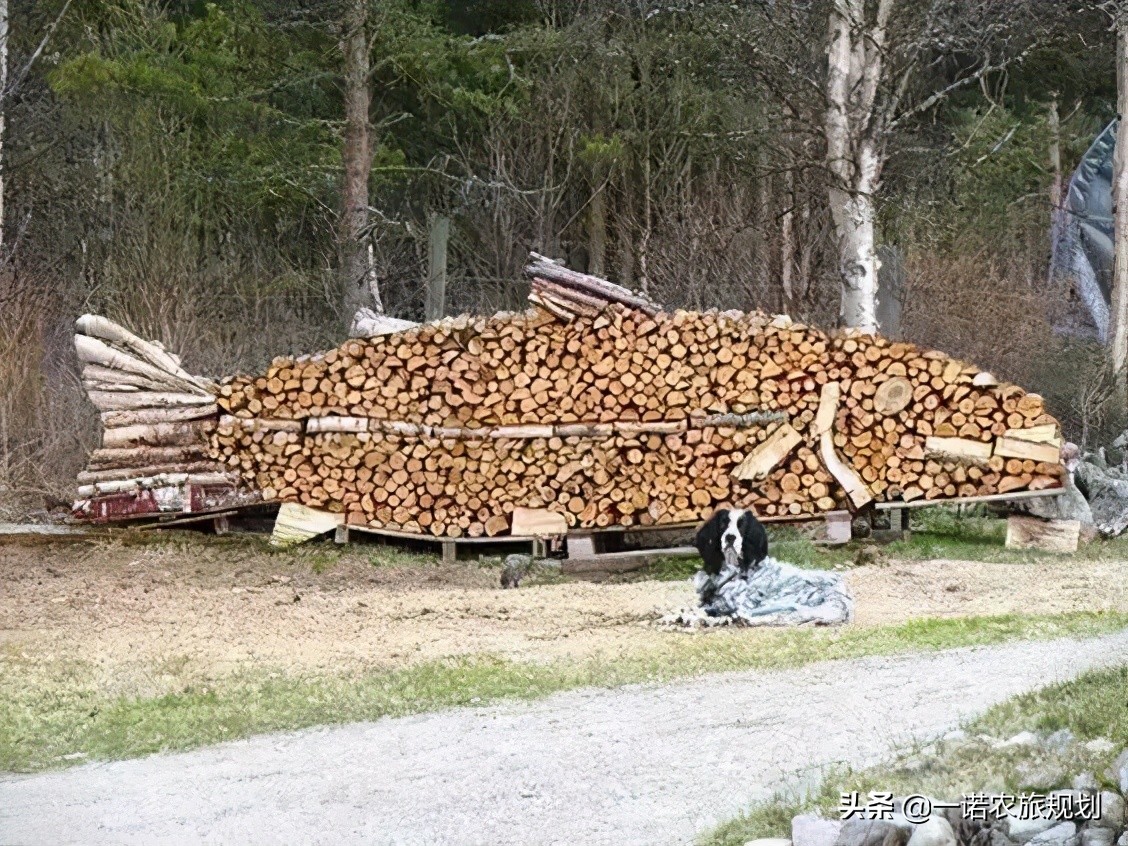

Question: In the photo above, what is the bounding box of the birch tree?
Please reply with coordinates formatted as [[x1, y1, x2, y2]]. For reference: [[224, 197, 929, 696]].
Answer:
[[817, 0, 1044, 332]]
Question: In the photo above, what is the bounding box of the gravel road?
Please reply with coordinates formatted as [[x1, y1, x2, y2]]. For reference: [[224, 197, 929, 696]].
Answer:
[[4, 632, 1127, 846]]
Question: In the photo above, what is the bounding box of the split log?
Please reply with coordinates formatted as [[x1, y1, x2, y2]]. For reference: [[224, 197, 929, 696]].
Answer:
[[815, 382, 873, 511], [732, 424, 802, 481], [994, 437, 1060, 464], [925, 437, 992, 462]]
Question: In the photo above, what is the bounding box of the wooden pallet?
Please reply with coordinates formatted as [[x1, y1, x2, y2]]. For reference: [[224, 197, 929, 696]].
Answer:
[[334, 522, 561, 563]]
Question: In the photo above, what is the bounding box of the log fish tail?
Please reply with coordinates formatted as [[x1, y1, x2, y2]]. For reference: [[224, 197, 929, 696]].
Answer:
[[72, 315, 248, 520]]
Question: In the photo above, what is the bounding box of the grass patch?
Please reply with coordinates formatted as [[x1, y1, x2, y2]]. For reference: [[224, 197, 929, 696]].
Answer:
[[702, 645, 1128, 846], [4, 610, 1127, 774]]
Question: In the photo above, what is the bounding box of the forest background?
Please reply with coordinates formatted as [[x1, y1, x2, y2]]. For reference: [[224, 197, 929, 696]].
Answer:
[[0, 0, 1115, 516]]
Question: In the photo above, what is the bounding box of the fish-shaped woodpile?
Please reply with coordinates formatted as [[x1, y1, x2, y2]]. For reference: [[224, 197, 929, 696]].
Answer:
[[73, 254, 1065, 535]]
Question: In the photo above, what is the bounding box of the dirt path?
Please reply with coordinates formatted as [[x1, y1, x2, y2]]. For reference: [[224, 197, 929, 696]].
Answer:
[[4, 540, 1128, 687], [3, 631, 1125, 846]]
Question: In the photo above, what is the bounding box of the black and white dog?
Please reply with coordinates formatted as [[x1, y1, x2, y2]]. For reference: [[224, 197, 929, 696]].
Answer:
[[695, 508, 768, 577], [694, 508, 769, 612]]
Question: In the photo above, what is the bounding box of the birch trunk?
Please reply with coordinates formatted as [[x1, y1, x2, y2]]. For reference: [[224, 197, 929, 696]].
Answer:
[[824, 0, 890, 334], [1111, 18, 1128, 406], [828, 184, 880, 332], [340, 0, 377, 321]]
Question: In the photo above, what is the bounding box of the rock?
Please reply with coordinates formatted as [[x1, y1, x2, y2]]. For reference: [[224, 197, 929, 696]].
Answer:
[[1045, 730, 1076, 754], [999, 731, 1042, 749], [1006, 815, 1059, 844], [907, 816, 957, 846], [1110, 749, 1128, 795], [937, 803, 994, 846], [1028, 822, 1078, 846], [1030, 823, 1079, 846], [1018, 456, 1093, 528], [1074, 460, 1128, 537], [1090, 791, 1126, 832], [835, 819, 908, 846], [1082, 830, 1115, 846], [794, 814, 843, 846], [1083, 738, 1115, 754], [944, 730, 969, 743], [745, 839, 792, 846], [1072, 773, 1099, 792], [1116, 834, 1128, 846], [1016, 760, 1068, 792], [991, 832, 1018, 846]]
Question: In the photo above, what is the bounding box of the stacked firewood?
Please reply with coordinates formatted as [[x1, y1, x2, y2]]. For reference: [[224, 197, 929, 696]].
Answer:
[[209, 279, 1064, 536], [72, 315, 235, 504]]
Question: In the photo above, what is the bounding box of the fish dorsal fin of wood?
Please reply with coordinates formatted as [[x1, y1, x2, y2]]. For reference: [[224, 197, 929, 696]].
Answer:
[[524, 252, 663, 320]]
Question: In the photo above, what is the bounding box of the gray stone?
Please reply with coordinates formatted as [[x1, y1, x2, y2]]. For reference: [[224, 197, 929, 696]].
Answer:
[[991, 832, 1018, 846], [1081, 830, 1115, 846], [1083, 739, 1116, 754], [745, 839, 792, 846], [1045, 730, 1076, 754], [1111, 749, 1128, 795], [1000, 732, 1042, 749], [1016, 760, 1068, 792], [1074, 460, 1128, 537], [1090, 792, 1126, 832], [1116, 834, 1128, 846], [1028, 822, 1079, 846], [1018, 460, 1093, 526], [1005, 815, 1059, 844], [794, 814, 843, 846], [1072, 774, 1099, 793], [835, 819, 909, 846], [907, 816, 957, 846]]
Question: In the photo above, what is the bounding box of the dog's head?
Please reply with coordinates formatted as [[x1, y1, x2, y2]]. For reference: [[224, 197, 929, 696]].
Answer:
[[694, 508, 768, 575]]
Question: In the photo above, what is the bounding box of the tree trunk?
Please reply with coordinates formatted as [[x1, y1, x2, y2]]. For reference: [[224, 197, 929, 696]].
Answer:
[[780, 167, 796, 315], [824, 0, 886, 334], [1048, 93, 1062, 218], [587, 182, 606, 278], [424, 213, 450, 321], [340, 0, 376, 322], [1111, 19, 1128, 407], [828, 184, 880, 332], [0, 0, 9, 257]]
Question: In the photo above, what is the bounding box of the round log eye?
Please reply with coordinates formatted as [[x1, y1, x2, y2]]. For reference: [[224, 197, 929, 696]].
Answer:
[[874, 376, 912, 415]]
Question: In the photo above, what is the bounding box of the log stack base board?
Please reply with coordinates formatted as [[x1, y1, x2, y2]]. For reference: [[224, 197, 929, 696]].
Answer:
[[72, 254, 1066, 546]]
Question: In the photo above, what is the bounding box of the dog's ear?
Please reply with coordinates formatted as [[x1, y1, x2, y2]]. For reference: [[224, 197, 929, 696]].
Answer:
[[695, 510, 726, 575], [738, 511, 769, 567]]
